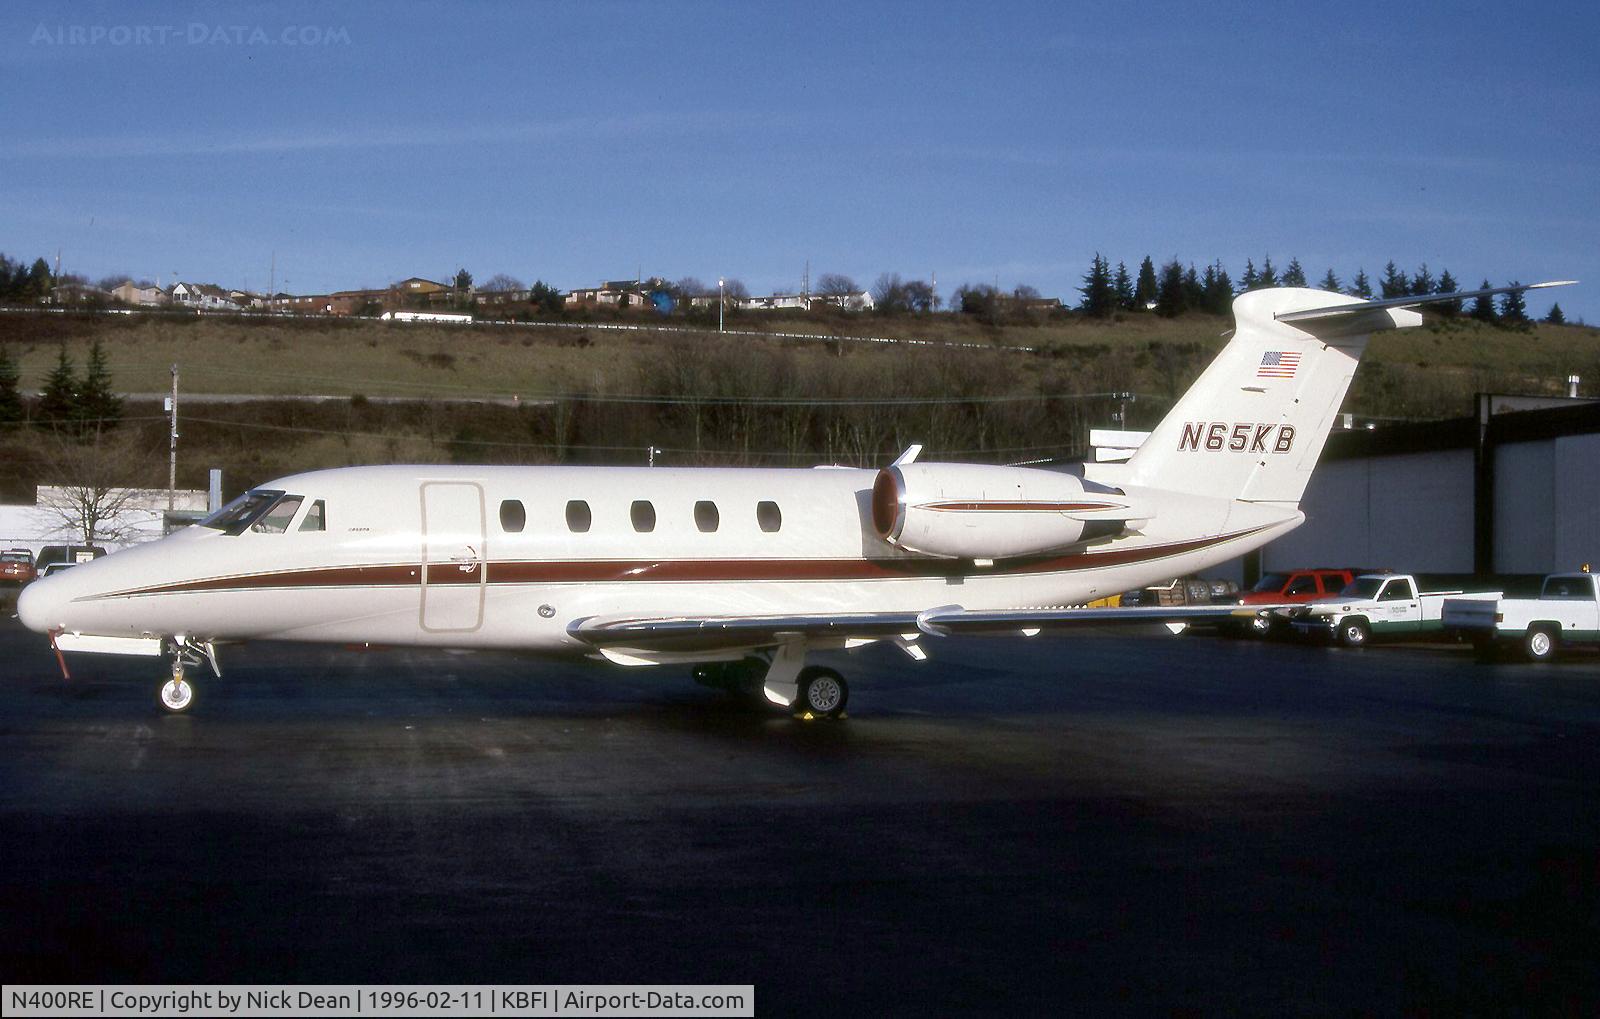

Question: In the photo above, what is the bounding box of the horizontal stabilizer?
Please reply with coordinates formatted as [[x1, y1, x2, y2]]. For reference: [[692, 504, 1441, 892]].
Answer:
[[1275, 280, 1575, 324]]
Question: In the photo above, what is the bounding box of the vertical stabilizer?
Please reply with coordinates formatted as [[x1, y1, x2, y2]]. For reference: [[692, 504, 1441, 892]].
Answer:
[[1125, 288, 1420, 505]]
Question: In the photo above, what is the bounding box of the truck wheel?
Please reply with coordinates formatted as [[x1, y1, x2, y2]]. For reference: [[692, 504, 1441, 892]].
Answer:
[[1523, 627, 1559, 663], [1247, 614, 1273, 639], [1340, 618, 1370, 647]]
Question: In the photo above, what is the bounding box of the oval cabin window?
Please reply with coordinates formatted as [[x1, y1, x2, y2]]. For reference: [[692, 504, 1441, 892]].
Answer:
[[630, 500, 656, 533], [566, 500, 592, 533], [757, 500, 782, 533], [499, 499, 526, 533], [694, 500, 719, 533]]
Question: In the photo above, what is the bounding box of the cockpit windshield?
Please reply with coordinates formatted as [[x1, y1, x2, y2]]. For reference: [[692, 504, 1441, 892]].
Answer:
[[199, 489, 308, 535]]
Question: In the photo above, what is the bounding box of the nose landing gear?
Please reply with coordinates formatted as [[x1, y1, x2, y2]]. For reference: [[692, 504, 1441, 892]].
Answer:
[[158, 637, 220, 713]]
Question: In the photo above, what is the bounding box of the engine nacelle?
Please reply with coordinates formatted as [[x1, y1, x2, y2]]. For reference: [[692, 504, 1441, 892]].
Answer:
[[872, 462, 1146, 560]]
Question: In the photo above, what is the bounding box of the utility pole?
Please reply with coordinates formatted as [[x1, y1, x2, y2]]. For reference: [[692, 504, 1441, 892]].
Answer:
[[718, 277, 725, 333], [167, 364, 179, 511]]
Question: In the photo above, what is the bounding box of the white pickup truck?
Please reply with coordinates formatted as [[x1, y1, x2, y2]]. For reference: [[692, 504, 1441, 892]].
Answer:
[[1288, 574, 1501, 647], [1443, 570, 1600, 662]]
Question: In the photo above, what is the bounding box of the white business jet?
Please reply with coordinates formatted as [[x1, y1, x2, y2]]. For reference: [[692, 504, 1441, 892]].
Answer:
[[18, 281, 1573, 715]]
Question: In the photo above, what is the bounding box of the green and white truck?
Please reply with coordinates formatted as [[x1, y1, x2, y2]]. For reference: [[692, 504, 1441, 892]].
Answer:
[[1288, 574, 1501, 647], [1443, 570, 1600, 662]]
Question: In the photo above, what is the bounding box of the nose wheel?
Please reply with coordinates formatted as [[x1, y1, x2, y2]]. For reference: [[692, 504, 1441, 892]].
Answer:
[[159, 671, 195, 712]]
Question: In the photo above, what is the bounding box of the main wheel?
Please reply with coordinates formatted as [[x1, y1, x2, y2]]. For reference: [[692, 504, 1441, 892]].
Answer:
[[159, 676, 195, 713], [1247, 614, 1273, 639], [1340, 618, 1370, 647], [1523, 627, 1559, 663], [796, 667, 848, 719]]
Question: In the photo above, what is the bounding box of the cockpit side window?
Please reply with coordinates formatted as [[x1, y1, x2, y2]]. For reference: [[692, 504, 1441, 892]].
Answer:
[[298, 499, 326, 532], [200, 489, 285, 535], [251, 495, 304, 533]]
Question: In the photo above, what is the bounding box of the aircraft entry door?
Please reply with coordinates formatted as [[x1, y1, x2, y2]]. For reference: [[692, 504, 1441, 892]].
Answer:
[[420, 481, 486, 632]]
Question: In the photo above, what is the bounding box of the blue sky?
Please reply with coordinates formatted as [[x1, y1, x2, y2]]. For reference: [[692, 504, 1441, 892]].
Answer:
[[3, 0, 1596, 319]]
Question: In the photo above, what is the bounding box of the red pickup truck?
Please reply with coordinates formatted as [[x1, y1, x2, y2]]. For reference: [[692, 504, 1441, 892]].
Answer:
[[1234, 568, 1360, 636]]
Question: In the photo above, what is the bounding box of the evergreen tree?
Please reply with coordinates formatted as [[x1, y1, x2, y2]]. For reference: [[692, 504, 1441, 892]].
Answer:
[[0, 344, 22, 426], [1349, 268, 1372, 298], [1077, 253, 1115, 318], [1380, 261, 1409, 298], [1112, 261, 1134, 311], [1257, 256, 1278, 289], [1410, 263, 1435, 296], [1154, 259, 1186, 317], [1281, 257, 1307, 287], [1499, 282, 1528, 323], [1435, 270, 1460, 317], [1204, 261, 1234, 314], [1240, 259, 1259, 292], [1470, 279, 1497, 323], [37, 346, 79, 432], [1132, 256, 1158, 309], [1545, 302, 1566, 325], [77, 338, 122, 434], [1182, 263, 1204, 310], [26, 257, 53, 301], [1319, 268, 1341, 292]]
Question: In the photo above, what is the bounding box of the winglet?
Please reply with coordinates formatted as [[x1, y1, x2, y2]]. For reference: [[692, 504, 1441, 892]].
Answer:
[[892, 444, 923, 467]]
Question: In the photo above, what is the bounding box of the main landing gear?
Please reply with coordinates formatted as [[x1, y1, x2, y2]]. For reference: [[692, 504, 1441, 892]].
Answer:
[[158, 637, 219, 713], [692, 645, 851, 720]]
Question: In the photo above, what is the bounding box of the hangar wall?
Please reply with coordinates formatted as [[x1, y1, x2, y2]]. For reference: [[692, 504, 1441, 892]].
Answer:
[[1494, 432, 1600, 573], [1213, 403, 1599, 585], [1261, 449, 1476, 574]]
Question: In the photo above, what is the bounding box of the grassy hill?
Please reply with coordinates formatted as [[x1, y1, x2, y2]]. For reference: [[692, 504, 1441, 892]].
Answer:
[[0, 308, 1595, 498]]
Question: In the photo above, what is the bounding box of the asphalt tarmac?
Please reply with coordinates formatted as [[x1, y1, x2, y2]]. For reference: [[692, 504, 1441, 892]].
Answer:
[[1, 609, 1596, 1015]]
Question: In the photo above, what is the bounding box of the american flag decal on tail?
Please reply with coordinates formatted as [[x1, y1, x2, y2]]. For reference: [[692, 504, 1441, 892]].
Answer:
[[1257, 350, 1301, 379]]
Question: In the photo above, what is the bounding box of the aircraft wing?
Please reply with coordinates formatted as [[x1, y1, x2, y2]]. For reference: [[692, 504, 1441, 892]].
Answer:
[[569, 603, 1282, 657]]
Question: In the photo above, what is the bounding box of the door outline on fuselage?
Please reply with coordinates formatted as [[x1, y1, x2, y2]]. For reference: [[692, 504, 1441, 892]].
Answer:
[[419, 481, 487, 633]]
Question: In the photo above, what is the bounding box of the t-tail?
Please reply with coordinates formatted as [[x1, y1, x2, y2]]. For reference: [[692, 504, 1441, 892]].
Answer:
[[1124, 280, 1575, 508]]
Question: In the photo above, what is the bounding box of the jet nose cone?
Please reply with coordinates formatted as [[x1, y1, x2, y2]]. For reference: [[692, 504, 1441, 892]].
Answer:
[[16, 578, 57, 633]]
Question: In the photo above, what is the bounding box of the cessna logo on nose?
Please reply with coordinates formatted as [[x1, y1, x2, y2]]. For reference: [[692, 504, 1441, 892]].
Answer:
[[1178, 422, 1296, 453]]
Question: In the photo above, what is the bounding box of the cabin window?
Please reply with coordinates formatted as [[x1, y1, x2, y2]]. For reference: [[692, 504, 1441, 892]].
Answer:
[[631, 500, 657, 533], [499, 499, 526, 533], [1284, 575, 1318, 596], [251, 495, 303, 534], [298, 499, 326, 532], [757, 500, 782, 533], [694, 500, 719, 533], [1380, 579, 1415, 601], [566, 500, 592, 533]]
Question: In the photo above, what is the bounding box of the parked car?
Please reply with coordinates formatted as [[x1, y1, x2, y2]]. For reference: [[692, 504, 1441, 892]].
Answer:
[[0, 548, 35, 585], [1233, 568, 1360, 636], [1289, 573, 1501, 646], [35, 544, 107, 572], [1444, 568, 1600, 662]]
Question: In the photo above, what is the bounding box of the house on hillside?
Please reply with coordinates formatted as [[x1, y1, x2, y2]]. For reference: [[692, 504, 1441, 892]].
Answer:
[[170, 281, 241, 311], [110, 282, 164, 306], [738, 290, 876, 312], [46, 283, 112, 306], [567, 278, 669, 309]]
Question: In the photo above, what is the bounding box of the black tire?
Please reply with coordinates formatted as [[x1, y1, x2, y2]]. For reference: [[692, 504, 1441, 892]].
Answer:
[[1339, 618, 1371, 648], [796, 666, 848, 719], [1247, 614, 1274, 639], [1523, 626, 1559, 663]]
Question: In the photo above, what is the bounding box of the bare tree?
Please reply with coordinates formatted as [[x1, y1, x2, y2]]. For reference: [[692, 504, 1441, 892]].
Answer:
[[480, 274, 525, 293], [35, 431, 163, 545], [816, 273, 858, 296]]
